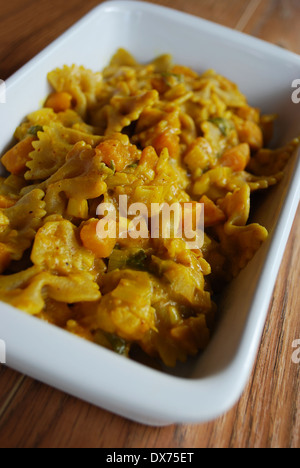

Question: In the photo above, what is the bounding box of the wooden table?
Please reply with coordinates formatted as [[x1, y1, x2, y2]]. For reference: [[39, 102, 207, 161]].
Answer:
[[0, 0, 299, 448]]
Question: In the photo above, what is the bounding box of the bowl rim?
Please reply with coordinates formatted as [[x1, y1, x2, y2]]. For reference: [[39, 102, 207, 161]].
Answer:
[[5, 0, 300, 91]]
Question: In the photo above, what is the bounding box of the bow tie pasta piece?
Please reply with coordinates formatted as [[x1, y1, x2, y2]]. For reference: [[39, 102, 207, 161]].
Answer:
[[150, 257, 212, 314], [47, 65, 103, 119], [216, 185, 268, 276], [25, 122, 103, 181], [220, 183, 250, 227], [136, 263, 212, 367], [247, 138, 300, 176], [106, 48, 140, 69], [0, 270, 100, 315], [217, 222, 268, 278], [93, 270, 157, 342], [240, 171, 283, 191], [43, 272, 100, 304], [196, 69, 248, 108], [41, 142, 107, 218], [25, 124, 73, 181], [0, 189, 46, 270], [193, 166, 282, 201], [0, 265, 42, 290], [37, 299, 73, 329], [0, 175, 27, 202], [132, 106, 181, 160], [14, 108, 84, 141], [140, 314, 210, 368], [31, 219, 95, 276], [193, 167, 241, 200], [91, 90, 159, 135]]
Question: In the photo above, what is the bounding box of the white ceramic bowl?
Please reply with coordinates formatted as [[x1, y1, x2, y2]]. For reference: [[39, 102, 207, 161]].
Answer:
[[0, 0, 299, 426]]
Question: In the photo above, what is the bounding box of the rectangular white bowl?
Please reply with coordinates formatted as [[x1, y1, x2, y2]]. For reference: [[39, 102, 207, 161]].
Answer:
[[0, 0, 299, 426]]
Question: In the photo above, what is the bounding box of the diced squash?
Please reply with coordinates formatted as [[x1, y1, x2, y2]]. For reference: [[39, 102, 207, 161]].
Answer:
[[152, 130, 180, 159], [80, 219, 116, 258], [200, 195, 226, 227], [45, 92, 73, 113], [236, 106, 260, 123], [138, 146, 159, 170], [0, 196, 16, 209], [237, 121, 263, 151], [1, 136, 35, 175], [95, 139, 137, 172], [220, 143, 250, 172], [183, 137, 214, 172]]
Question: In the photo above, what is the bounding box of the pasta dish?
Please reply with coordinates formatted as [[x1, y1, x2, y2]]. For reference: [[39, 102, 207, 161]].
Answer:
[[0, 49, 298, 367]]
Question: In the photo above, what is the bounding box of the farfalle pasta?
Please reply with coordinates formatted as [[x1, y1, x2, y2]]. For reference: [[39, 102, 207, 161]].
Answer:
[[0, 49, 299, 368]]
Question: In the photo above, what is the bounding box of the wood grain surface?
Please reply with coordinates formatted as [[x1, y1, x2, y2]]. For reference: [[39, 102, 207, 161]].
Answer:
[[0, 0, 299, 449]]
